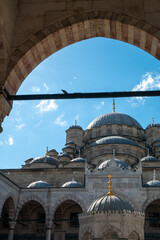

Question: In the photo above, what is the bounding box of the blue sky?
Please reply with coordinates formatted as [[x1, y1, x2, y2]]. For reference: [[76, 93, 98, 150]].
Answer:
[[0, 37, 160, 169]]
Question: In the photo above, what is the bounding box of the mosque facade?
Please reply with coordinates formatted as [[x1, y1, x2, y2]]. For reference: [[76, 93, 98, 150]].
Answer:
[[1, 106, 160, 240]]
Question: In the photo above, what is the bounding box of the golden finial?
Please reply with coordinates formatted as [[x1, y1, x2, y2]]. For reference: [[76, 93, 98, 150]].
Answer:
[[75, 120, 77, 126], [112, 99, 115, 113], [107, 174, 114, 196], [152, 118, 155, 124], [46, 146, 49, 156]]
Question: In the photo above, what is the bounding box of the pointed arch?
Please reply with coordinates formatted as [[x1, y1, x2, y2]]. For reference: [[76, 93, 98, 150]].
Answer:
[[5, 11, 160, 96], [51, 194, 86, 219], [15, 195, 48, 219]]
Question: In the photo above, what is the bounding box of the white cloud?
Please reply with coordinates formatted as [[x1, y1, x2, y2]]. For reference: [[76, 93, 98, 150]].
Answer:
[[55, 114, 67, 126], [16, 123, 25, 130], [129, 73, 160, 105], [96, 101, 105, 110], [31, 86, 40, 93], [35, 100, 58, 113], [5, 136, 14, 146], [44, 82, 49, 91]]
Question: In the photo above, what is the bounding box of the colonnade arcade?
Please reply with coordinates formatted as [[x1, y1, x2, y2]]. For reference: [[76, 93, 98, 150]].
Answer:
[[1, 196, 160, 239], [0, 198, 82, 240]]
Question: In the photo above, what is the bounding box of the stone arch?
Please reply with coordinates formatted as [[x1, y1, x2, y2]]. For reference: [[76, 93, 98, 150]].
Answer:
[[0, 196, 16, 219], [101, 230, 119, 240], [128, 231, 140, 240], [100, 224, 122, 239], [51, 194, 86, 218], [0, 193, 16, 217], [5, 10, 160, 96], [15, 195, 48, 219], [142, 195, 160, 212]]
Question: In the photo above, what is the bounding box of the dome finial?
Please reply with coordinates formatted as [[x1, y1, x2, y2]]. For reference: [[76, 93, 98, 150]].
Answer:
[[152, 117, 155, 124], [72, 171, 75, 181], [46, 146, 49, 156], [112, 148, 116, 158], [75, 120, 77, 126], [112, 99, 115, 113], [107, 174, 114, 196], [153, 169, 156, 180]]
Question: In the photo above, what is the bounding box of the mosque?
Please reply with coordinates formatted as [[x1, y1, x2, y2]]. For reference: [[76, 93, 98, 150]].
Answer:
[[1, 101, 160, 240]]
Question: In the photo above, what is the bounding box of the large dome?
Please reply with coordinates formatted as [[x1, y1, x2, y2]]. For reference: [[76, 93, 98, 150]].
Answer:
[[87, 195, 134, 213], [87, 112, 142, 129]]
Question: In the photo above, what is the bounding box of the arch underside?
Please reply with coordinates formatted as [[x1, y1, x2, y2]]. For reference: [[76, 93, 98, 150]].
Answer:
[[5, 11, 160, 96]]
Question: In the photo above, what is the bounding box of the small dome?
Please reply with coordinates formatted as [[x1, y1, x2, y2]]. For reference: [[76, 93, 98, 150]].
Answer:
[[68, 125, 83, 130], [62, 180, 83, 188], [146, 123, 160, 129], [29, 156, 58, 165], [48, 149, 58, 154], [87, 112, 142, 130], [146, 179, 160, 187], [98, 158, 128, 170], [27, 180, 51, 188], [141, 155, 160, 162], [59, 152, 72, 159], [71, 157, 86, 163], [90, 136, 139, 148], [87, 195, 134, 213]]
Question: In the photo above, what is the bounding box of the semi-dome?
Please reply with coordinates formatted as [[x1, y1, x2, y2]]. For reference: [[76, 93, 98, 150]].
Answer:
[[98, 158, 128, 170], [87, 112, 142, 129], [62, 179, 83, 188], [71, 157, 86, 163], [27, 180, 51, 188], [141, 155, 160, 162], [29, 156, 58, 166], [87, 195, 134, 213], [90, 136, 139, 148]]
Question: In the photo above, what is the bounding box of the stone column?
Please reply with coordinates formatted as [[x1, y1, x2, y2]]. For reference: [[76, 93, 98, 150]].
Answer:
[[0, 90, 12, 133], [46, 220, 53, 240], [8, 220, 16, 240]]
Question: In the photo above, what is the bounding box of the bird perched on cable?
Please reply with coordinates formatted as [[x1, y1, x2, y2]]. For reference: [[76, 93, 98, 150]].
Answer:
[[61, 89, 68, 94]]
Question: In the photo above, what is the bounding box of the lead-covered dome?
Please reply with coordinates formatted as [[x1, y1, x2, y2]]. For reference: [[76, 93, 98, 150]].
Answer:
[[62, 180, 83, 188], [27, 180, 51, 188], [71, 157, 86, 163], [87, 112, 142, 129], [141, 155, 160, 162], [90, 136, 139, 148], [87, 195, 134, 213], [29, 156, 58, 166], [98, 158, 128, 170]]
